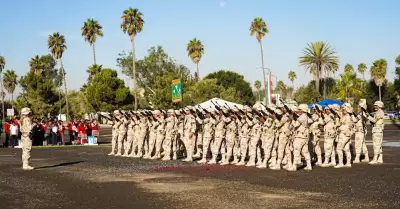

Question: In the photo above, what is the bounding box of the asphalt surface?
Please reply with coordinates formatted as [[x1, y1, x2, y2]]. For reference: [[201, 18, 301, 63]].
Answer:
[[0, 124, 399, 209]]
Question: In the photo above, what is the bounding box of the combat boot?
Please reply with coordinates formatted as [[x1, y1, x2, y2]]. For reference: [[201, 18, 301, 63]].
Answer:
[[197, 158, 207, 164], [161, 156, 170, 161], [115, 153, 122, 156], [107, 152, 115, 156], [353, 155, 360, 163], [236, 157, 246, 166], [23, 165, 35, 170], [231, 155, 239, 165], [246, 157, 256, 167], [334, 163, 344, 168], [361, 153, 369, 163], [369, 155, 378, 165], [377, 154, 383, 164], [208, 155, 217, 164], [286, 164, 296, 171], [270, 164, 281, 170], [172, 153, 178, 160]]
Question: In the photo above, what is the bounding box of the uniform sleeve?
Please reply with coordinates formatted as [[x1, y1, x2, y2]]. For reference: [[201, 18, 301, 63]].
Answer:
[[196, 117, 203, 124], [275, 116, 288, 128], [246, 117, 254, 126]]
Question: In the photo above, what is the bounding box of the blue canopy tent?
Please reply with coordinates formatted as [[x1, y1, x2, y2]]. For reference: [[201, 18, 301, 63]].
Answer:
[[308, 99, 343, 109]]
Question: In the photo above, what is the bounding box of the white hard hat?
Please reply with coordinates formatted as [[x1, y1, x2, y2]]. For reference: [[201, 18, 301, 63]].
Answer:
[[274, 109, 282, 115], [253, 103, 262, 111], [21, 107, 31, 115], [374, 101, 384, 108]]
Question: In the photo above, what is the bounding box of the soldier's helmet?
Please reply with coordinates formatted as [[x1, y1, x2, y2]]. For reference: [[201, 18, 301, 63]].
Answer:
[[332, 104, 341, 111], [113, 110, 120, 115], [167, 109, 174, 114], [174, 110, 180, 115], [252, 103, 262, 111], [342, 103, 353, 113], [298, 104, 308, 112], [21, 107, 31, 116], [358, 101, 367, 109], [374, 101, 384, 108], [267, 104, 276, 111], [274, 109, 282, 115]]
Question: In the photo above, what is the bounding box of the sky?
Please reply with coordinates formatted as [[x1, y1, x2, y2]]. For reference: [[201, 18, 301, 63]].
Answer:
[[0, 0, 399, 98]]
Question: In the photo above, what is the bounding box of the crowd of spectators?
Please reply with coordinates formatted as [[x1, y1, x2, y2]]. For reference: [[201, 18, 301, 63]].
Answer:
[[0, 118, 100, 147]]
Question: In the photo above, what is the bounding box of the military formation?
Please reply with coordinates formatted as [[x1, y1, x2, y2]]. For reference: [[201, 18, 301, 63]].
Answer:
[[105, 100, 385, 171]]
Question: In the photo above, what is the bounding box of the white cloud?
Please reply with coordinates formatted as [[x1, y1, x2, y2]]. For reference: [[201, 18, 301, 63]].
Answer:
[[219, 1, 226, 7]]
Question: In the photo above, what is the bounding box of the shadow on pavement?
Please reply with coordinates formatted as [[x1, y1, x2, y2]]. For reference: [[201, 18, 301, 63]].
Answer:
[[35, 161, 84, 170]]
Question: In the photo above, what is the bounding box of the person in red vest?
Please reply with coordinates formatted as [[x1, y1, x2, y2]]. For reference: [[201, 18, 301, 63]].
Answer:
[[67, 120, 74, 144], [91, 119, 99, 144], [77, 121, 87, 144], [58, 121, 64, 145]]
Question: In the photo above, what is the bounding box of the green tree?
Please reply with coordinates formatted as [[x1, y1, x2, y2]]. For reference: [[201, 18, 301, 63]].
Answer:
[[250, 17, 268, 100], [81, 18, 103, 64], [357, 63, 367, 81], [187, 38, 204, 81], [288, 71, 296, 88], [0, 56, 5, 119], [117, 46, 194, 108], [87, 64, 102, 84], [277, 80, 286, 99], [394, 55, 400, 100], [48, 32, 69, 119], [86, 68, 133, 112], [18, 55, 61, 117], [334, 71, 364, 103], [204, 70, 255, 105], [254, 80, 262, 101], [294, 84, 320, 104], [299, 41, 339, 99], [344, 64, 354, 74], [3, 70, 18, 107], [120, 7, 144, 111], [370, 59, 388, 101]]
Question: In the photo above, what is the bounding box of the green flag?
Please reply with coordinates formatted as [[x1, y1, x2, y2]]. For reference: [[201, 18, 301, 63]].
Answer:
[[172, 78, 183, 103]]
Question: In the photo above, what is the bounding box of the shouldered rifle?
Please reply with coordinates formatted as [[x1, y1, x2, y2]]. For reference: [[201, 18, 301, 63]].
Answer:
[[313, 104, 325, 119], [233, 105, 253, 121], [279, 99, 299, 120], [223, 103, 242, 120], [211, 101, 229, 117], [324, 103, 340, 118], [197, 105, 216, 120]]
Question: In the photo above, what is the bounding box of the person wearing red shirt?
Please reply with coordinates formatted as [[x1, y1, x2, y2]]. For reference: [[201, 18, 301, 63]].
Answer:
[[77, 121, 87, 144], [91, 119, 99, 144], [3, 120, 11, 147], [67, 120, 74, 144]]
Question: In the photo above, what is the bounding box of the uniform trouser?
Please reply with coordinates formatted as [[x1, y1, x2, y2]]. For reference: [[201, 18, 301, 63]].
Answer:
[[311, 131, 322, 161], [22, 136, 32, 166], [270, 136, 278, 163], [202, 136, 212, 159], [354, 132, 368, 156], [323, 135, 336, 164], [184, 133, 195, 158], [148, 131, 156, 156], [276, 133, 288, 165], [155, 132, 165, 156], [124, 132, 134, 155], [233, 135, 240, 158], [196, 132, 203, 155], [173, 133, 180, 156], [293, 137, 310, 164], [137, 132, 146, 156], [336, 133, 351, 164], [163, 133, 173, 158], [110, 133, 118, 154], [372, 132, 383, 156], [117, 132, 126, 154], [248, 136, 260, 162], [225, 132, 235, 161], [212, 135, 224, 156], [262, 134, 275, 163], [240, 136, 249, 159]]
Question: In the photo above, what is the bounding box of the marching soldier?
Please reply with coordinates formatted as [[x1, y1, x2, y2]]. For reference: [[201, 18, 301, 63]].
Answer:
[[270, 106, 291, 170], [153, 111, 166, 159], [161, 109, 177, 161], [221, 109, 237, 165], [123, 115, 135, 157], [209, 108, 226, 164], [367, 101, 385, 164], [236, 106, 252, 166], [320, 106, 337, 167], [183, 106, 197, 162], [20, 107, 34, 170], [198, 108, 216, 163], [310, 104, 323, 165], [108, 110, 121, 156], [291, 104, 312, 171], [335, 103, 354, 168], [115, 111, 128, 156], [352, 102, 369, 163]]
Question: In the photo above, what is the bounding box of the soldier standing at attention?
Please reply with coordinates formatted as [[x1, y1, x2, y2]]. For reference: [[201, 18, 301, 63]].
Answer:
[[367, 101, 385, 164], [20, 107, 34, 170]]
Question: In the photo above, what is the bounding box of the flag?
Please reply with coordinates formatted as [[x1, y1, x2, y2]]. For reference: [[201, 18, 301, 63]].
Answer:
[[171, 78, 183, 103], [266, 72, 273, 105]]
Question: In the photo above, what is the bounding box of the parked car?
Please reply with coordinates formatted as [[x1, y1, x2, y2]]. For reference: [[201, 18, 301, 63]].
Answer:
[[386, 111, 397, 119], [392, 113, 400, 120]]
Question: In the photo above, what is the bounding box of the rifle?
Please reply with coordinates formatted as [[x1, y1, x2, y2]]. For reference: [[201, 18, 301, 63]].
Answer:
[[211, 101, 229, 117], [259, 102, 275, 115], [197, 105, 216, 119], [313, 104, 325, 119], [324, 103, 340, 118], [279, 99, 299, 121], [223, 103, 242, 120]]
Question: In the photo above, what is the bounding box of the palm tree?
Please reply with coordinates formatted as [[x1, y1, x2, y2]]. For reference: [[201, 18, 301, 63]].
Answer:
[[186, 38, 204, 81], [288, 71, 296, 89], [81, 18, 103, 65], [121, 8, 144, 111], [3, 70, 18, 108], [87, 64, 102, 84], [335, 71, 363, 103], [254, 80, 262, 101], [370, 59, 388, 101], [29, 55, 45, 76], [277, 80, 286, 99], [48, 32, 69, 120], [396, 55, 400, 66], [0, 56, 5, 120], [299, 41, 339, 99], [344, 64, 354, 74], [250, 17, 269, 100], [357, 63, 367, 81]]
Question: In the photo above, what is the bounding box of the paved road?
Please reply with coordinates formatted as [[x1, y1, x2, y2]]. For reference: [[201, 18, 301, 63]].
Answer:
[[0, 125, 399, 209]]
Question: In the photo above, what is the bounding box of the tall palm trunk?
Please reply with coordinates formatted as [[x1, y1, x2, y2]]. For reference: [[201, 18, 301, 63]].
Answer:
[[196, 63, 200, 81], [60, 60, 69, 121], [378, 85, 381, 101], [92, 43, 97, 65], [130, 35, 137, 111], [259, 40, 267, 103], [292, 81, 294, 99], [323, 69, 327, 99], [0, 74, 4, 120], [11, 92, 13, 109]]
